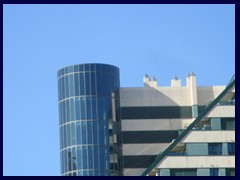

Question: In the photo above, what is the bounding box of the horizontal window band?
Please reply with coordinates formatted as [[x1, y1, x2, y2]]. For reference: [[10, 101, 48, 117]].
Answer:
[[121, 106, 206, 119], [122, 130, 178, 144], [123, 155, 157, 168]]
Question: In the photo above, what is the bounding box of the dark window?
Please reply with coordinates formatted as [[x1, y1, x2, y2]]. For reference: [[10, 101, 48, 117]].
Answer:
[[64, 76, 69, 99], [228, 143, 235, 155], [71, 122, 76, 146], [122, 131, 178, 144], [221, 118, 235, 130], [72, 147, 77, 171], [79, 73, 85, 95], [77, 147, 82, 170], [121, 106, 192, 119], [67, 150, 72, 171], [82, 146, 88, 169], [210, 168, 219, 176], [170, 169, 197, 176], [74, 73, 79, 96], [88, 146, 93, 169], [85, 72, 90, 95], [208, 143, 222, 155], [226, 168, 235, 176], [123, 155, 157, 168], [69, 74, 74, 97]]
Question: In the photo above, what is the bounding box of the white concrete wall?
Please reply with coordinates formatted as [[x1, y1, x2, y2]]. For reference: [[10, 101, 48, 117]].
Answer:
[[197, 86, 225, 105], [157, 156, 235, 168], [120, 87, 191, 107], [206, 106, 235, 118], [120, 86, 227, 107], [123, 144, 169, 155], [182, 131, 235, 143], [122, 119, 194, 131]]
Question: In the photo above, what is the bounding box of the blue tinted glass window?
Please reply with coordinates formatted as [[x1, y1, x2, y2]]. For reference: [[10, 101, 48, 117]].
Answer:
[[66, 99, 70, 123], [67, 149, 72, 171], [74, 73, 79, 96], [98, 121, 104, 145], [72, 147, 77, 171], [87, 121, 93, 144], [94, 146, 99, 170], [85, 64, 89, 71], [75, 97, 80, 120], [88, 146, 93, 169], [63, 125, 67, 148], [85, 72, 90, 95], [60, 127, 63, 149], [76, 122, 81, 145], [77, 147, 82, 170], [91, 97, 97, 120], [71, 122, 76, 146], [89, 171, 94, 176], [59, 78, 62, 100], [67, 124, 71, 147], [87, 97, 92, 120], [69, 66, 74, 73], [93, 121, 98, 145], [94, 170, 99, 176], [79, 73, 85, 95], [91, 72, 96, 95], [60, 151, 63, 174], [99, 147, 105, 169], [64, 149, 67, 173], [70, 98, 75, 121], [78, 171, 83, 176], [62, 101, 66, 124], [79, 64, 84, 71], [228, 143, 235, 155], [90, 64, 95, 71], [83, 146, 88, 169], [210, 168, 219, 176], [64, 76, 68, 99], [69, 74, 74, 97], [58, 103, 62, 125], [58, 79, 60, 101], [64, 67, 69, 74], [96, 72, 102, 95], [81, 97, 86, 120], [208, 143, 222, 155], [61, 77, 65, 99], [74, 65, 79, 72], [83, 171, 88, 176], [82, 121, 87, 144]]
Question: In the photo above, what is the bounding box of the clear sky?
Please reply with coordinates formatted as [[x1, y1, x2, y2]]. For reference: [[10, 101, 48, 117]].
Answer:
[[3, 4, 234, 176]]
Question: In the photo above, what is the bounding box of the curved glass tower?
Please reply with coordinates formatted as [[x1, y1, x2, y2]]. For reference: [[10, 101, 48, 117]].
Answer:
[[57, 63, 122, 176]]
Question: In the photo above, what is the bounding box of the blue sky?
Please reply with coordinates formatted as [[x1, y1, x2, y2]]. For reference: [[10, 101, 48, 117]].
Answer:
[[3, 4, 234, 176]]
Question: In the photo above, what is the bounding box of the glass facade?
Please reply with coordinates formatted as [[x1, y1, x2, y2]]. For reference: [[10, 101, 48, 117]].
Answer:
[[57, 64, 122, 176]]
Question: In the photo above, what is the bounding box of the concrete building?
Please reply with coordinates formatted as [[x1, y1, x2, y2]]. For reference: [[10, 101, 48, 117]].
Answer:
[[121, 74, 235, 176], [57, 63, 235, 176]]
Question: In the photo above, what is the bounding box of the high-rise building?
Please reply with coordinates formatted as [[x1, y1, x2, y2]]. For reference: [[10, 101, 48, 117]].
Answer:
[[57, 64, 123, 176], [57, 64, 235, 176]]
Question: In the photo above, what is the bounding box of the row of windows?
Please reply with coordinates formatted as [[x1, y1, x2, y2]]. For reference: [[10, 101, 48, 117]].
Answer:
[[168, 168, 235, 176], [121, 106, 193, 119], [58, 97, 120, 126], [124, 143, 235, 168], [60, 121, 108, 149], [208, 143, 235, 155], [60, 121, 122, 150], [122, 131, 179, 144], [62, 170, 109, 176], [60, 146, 109, 175], [57, 64, 119, 78], [58, 71, 119, 101]]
